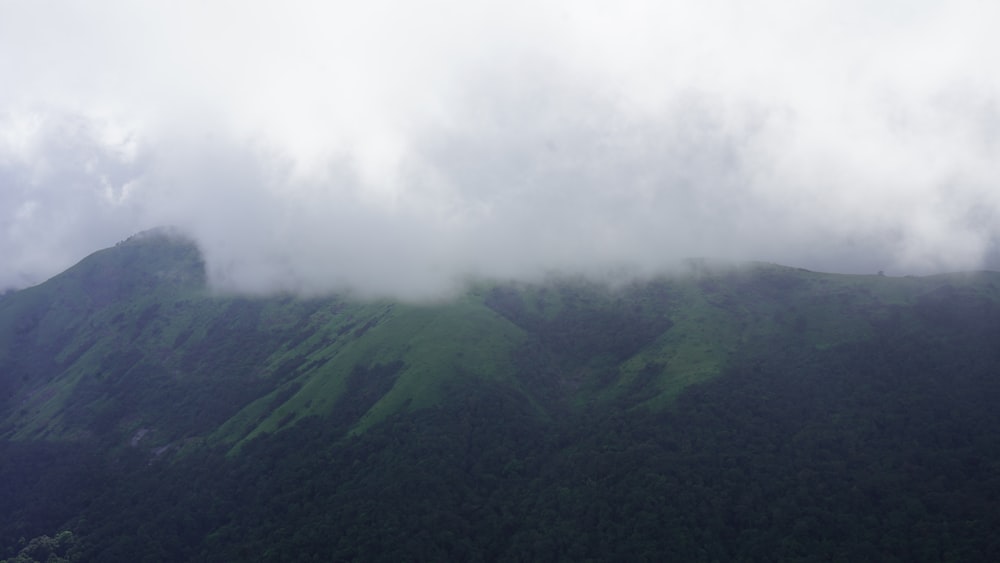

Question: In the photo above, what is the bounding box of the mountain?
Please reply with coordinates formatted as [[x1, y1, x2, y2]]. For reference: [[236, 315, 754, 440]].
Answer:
[[2, 230, 1000, 561]]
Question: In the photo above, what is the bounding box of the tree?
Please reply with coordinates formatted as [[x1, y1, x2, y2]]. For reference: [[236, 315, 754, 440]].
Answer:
[[2, 531, 80, 563]]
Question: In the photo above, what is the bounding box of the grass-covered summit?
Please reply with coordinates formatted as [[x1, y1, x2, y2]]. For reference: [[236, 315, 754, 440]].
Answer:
[[3, 230, 999, 451], [3, 231, 1000, 560]]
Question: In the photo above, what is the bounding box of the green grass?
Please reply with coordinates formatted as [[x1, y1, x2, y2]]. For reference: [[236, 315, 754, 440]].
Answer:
[[224, 296, 527, 445], [351, 297, 526, 433], [6, 232, 1000, 452]]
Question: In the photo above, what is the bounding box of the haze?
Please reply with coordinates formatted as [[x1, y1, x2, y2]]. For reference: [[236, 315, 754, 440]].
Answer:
[[3, 1, 999, 299]]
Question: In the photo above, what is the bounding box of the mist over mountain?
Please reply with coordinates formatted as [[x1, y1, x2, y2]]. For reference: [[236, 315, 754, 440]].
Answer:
[[2, 233, 1000, 560], [4, 4, 1000, 558], [3, 2, 1000, 298]]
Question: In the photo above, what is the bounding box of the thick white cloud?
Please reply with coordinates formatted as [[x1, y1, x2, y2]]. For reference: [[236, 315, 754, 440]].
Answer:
[[2, 0, 999, 297]]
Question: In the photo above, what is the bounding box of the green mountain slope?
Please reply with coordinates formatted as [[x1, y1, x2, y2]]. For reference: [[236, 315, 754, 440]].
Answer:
[[3, 231, 999, 451], [3, 232, 1000, 560], [0, 231, 526, 448]]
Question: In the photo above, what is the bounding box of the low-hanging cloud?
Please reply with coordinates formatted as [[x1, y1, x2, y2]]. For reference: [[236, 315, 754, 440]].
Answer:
[[2, 0, 999, 298]]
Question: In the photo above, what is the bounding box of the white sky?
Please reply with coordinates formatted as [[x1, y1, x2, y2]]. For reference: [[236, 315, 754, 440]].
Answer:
[[2, 0, 999, 298]]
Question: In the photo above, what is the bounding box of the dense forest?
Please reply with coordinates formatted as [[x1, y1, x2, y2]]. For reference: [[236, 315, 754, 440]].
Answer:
[[3, 232, 1000, 560]]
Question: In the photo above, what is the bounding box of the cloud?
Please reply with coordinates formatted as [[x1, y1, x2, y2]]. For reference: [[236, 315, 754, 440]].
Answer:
[[2, 1, 999, 297], [0, 110, 147, 288]]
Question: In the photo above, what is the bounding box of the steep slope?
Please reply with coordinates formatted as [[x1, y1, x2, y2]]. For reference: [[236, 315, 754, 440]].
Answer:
[[4, 233, 1000, 560], [0, 230, 529, 450], [3, 233, 1000, 453]]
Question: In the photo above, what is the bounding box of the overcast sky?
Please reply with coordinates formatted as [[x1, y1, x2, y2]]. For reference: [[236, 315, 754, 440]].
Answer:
[[2, 1, 999, 298]]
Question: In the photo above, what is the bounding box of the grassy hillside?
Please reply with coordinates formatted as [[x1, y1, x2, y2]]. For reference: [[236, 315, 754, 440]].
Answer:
[[3, 231, 999, 453], [4, 233, 1000, 559]]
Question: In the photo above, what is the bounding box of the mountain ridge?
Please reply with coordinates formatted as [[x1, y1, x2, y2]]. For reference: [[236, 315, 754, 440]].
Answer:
[[4, 230, 1000, 559], [3, 229, 999, 451]]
